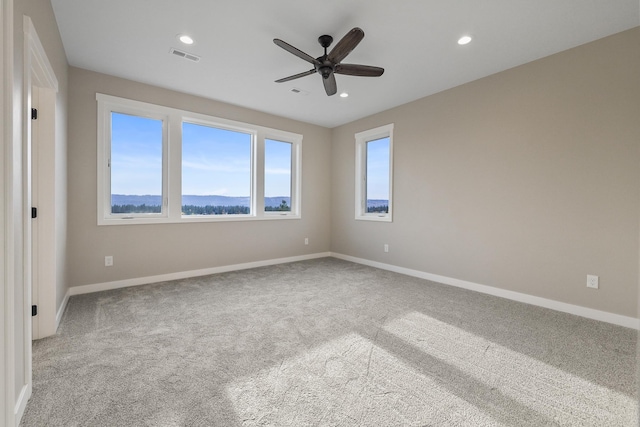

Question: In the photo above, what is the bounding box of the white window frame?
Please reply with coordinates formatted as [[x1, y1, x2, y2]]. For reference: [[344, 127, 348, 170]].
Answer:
[[262, 133, 302, 218], [179, 116, 257, 220], [355, 123, 394, 222], [97, 94, 302, 225], [97, 96, 169, 224]]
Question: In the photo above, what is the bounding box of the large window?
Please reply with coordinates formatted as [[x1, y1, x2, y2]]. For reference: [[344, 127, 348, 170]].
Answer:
[[97, 94, 302, 225], [182, 122, 252, 215], [355, 124, 394, 222], [110, 112, 165, 215]]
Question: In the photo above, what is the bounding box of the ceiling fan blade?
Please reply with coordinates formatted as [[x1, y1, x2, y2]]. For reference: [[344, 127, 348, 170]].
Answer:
[[275, 69, 317, 83], [273, 39, 320, 66], [323, 73, 337, 96], [335, 64, 384, 77], [327, 27, 365, 64]]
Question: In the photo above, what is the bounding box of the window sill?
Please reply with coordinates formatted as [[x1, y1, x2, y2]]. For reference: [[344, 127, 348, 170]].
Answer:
[[98, 213, 301, 226], [355, 214, 392, 222]]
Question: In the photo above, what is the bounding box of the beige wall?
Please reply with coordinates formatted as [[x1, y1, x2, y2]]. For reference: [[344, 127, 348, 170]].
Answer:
[[331, 28, 640, 318], [67, 67, 332, 288]]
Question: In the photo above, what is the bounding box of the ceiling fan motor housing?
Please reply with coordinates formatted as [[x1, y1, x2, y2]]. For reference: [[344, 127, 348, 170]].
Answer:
[[318, 62, 335, 79], [317, 35, 335, 79]]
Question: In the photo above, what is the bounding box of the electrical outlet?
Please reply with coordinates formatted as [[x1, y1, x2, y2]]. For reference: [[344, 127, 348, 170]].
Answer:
[[105, 256, 113, 267], [384, 244, 389, 253], [586, 274, 598, 289]]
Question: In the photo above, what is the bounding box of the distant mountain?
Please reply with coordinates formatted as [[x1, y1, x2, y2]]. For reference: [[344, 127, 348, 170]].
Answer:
[[112, 194, 291, 208], [112, 194, 162, 206], [181, 195, 251, 207]]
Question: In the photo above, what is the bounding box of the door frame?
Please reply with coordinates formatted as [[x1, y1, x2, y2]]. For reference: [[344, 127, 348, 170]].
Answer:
[[2, 0, 15, 425], [4, 14, 60, 426], [23, 15, 58, 343]]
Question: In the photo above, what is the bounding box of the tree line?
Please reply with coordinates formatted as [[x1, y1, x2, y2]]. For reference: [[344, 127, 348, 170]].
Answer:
[[367, 205, 389, 213], [112, 200, 290, 215]]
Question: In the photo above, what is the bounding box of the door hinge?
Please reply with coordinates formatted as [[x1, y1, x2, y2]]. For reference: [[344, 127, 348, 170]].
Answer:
[[31, 108, 38, 120], [32, 305, 38, 316], [31, 207, 37, 219]]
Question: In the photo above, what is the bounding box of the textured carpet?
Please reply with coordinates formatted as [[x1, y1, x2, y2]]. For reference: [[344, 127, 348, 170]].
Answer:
[[21, 258, 637, 426]]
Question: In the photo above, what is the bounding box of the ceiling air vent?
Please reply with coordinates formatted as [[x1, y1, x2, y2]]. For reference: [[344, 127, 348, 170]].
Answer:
[[169, 48, 200, 62], [290, 87, 309, 96]]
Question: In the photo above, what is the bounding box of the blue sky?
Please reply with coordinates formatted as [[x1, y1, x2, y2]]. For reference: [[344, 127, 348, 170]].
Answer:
[[182, 122, 251, 196], [366, 137, 390, 200], [111, 113, 293, 197], [111, 113, 388, 201], [111, 113, 163, 195], [264, 139, 291, 198]]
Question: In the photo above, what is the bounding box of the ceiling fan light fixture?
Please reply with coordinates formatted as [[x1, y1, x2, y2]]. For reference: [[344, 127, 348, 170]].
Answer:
[[178, 34, 194, 45], [339, 92, 349, 98], [457, 35, 472, 45]]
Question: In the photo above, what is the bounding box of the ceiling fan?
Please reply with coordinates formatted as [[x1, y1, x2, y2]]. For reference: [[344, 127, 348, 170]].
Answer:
[[273, 27, 384, 96]]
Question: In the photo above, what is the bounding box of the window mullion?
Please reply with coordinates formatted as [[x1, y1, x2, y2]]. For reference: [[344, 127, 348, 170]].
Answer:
[[167, 114, 182, 220], [255, 131, 265, 216]]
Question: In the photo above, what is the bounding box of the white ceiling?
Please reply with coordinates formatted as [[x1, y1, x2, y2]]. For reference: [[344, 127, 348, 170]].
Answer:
[[51, 0, 639, 128]]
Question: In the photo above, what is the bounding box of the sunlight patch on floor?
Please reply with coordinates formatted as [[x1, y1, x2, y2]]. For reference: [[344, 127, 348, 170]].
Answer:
[[226, 333, 502, 426], [384, 311, 637, 426]]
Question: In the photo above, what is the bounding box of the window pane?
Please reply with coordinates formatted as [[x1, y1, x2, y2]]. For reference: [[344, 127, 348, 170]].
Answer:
[[182, 122, 252, 215], [366, 137, 390, 213], [110, 112, 163, 214], [264, 139, 292, 212]]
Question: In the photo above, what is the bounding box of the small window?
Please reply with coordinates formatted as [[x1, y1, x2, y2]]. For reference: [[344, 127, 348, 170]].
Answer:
[[182, 122, 253, 216], [355, 124, 394, 221], [264, 139, 292, 213]]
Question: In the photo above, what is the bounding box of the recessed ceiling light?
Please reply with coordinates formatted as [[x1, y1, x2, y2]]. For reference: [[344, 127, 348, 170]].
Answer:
[[339, 92, 349, 98], [178, 34, 194, 45], [458, 35, 472, 45]]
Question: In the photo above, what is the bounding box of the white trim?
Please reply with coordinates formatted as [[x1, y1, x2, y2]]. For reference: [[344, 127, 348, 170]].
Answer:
[[12, 384, 29, 426], [68, 252, 331, 296], [23, 17, 58, 90], [1, 0, 13, 424], [331, 252, 640, 330], [55, 289, 70, 330], [96, 96, 170, 224]]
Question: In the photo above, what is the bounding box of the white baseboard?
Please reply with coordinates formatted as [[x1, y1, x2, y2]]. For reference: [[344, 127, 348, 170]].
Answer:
[[331, 252, 640, 330], [56, 288, 71, 331], [14, 383, 31, 427], [68, 252, 332, 296], [63, 251, 638, 330]]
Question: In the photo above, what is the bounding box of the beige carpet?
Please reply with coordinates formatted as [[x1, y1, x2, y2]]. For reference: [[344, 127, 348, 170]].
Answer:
[[21, 258, 637, 426]]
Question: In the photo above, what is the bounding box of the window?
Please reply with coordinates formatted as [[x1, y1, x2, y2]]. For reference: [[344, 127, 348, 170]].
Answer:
[[110, 113, 164, 215], [355, 124, 394, 222], [264, 139, 292, 213], [97, 94, 302, 225], [182, 122, 252, 216]]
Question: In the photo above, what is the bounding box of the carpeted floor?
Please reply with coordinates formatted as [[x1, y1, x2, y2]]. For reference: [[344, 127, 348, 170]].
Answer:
[[20, 258, 637, 426]]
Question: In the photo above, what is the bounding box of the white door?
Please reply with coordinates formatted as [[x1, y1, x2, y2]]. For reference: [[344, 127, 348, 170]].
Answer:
[[30, 86, 40, 340]]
